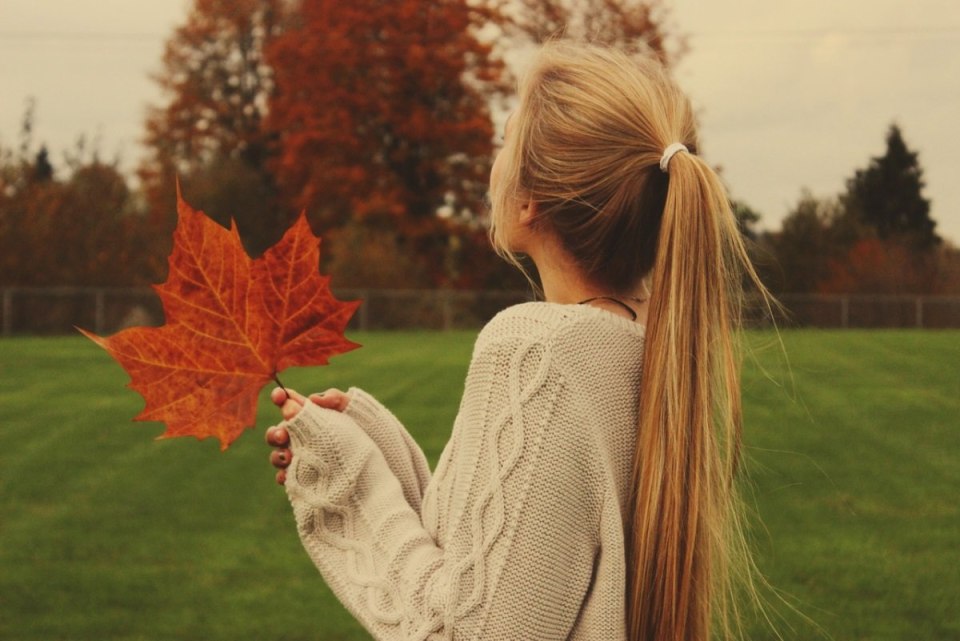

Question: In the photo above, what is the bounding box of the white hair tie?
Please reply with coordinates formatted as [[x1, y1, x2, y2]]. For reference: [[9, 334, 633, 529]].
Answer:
[[659, 142, 688, 173]]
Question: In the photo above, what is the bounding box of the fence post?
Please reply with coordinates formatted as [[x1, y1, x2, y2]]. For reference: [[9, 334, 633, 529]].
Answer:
[[2, 289, 11, 336], [94, 289, 106, 335], [358, 289, 369, 331], [441, 290, 453, 331], [916, 297, 923, 329], [840, 296, 849, 328]]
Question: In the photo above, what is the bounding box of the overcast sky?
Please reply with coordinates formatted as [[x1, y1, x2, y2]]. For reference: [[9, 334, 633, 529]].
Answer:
[[1, 0, 958, 243]]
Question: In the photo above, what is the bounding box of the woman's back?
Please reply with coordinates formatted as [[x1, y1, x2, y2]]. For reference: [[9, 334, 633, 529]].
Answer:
[[422, 302, 645, 638]]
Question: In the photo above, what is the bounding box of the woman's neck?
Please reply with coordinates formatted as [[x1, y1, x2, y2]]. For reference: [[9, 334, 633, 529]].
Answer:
[[538, 259, 597, 305], [526, 235, 648, 323]]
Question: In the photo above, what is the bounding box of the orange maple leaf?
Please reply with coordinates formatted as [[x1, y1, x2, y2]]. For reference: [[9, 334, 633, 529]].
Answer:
[[82, 192, 361, 449]]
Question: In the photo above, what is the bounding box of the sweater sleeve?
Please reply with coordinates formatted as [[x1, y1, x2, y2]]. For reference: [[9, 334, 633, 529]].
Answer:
[[342, 387, 431, 514], [281, 333, 601, 641]]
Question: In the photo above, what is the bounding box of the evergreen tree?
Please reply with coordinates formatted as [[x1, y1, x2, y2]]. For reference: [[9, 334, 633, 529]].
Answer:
[[32, 146, 54, 183], [844, 124, 938, 249]]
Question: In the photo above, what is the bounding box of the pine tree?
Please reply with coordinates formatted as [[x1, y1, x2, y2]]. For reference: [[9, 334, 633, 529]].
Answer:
[[32, 146, 54, 183], [844, 124, 938, 249]]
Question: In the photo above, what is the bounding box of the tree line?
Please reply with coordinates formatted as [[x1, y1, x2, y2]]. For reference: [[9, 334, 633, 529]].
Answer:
[[1, 0, 956, 295], [753, 124, 959, 295]]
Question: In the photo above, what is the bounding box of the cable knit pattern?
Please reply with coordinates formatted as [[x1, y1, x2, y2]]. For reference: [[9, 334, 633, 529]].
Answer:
[[282, 302, 645, 640], [344, 389, 432, 514]]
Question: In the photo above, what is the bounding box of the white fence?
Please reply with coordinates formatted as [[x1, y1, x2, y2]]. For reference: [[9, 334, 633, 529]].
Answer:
[[2, 287, 960, 336]]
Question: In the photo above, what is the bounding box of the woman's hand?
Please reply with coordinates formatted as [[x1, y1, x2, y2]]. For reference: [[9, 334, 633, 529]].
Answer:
[[265, 387, 351, 485]]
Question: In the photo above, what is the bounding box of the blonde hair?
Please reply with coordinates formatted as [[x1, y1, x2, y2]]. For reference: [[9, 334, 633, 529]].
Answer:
[[490, 42, 773, 641]]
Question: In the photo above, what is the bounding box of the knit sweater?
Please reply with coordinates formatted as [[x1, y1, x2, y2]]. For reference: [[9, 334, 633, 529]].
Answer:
[[281, 301, 646, 640]]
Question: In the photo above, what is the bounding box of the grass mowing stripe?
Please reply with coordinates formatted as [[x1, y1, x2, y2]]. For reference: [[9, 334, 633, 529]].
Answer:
[[742, 330, 959, 640], [1, 331, 957, 640]]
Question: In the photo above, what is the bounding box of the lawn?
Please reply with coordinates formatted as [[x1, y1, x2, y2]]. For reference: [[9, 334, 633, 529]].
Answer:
[[0, 330, 957, 640]]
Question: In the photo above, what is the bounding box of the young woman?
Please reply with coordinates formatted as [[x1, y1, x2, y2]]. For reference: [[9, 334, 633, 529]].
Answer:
[[265, 41, 771, 641]]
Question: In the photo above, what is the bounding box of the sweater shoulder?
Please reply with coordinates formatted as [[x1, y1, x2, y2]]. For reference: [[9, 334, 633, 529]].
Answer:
[[476, 301, 645, 354], [475, 302, 568, 346]]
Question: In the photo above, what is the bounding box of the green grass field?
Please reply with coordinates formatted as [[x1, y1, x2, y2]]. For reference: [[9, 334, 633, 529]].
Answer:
[[0, 330, 957, 640]]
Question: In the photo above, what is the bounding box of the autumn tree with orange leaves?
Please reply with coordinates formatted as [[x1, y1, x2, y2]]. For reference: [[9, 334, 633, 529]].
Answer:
[[0, 138, 156, 288], [265, 0, 505, 286], [140, 0, 681, 288], [139, 0, 286, 256]]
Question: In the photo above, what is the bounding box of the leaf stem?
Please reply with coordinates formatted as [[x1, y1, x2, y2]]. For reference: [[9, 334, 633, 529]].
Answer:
[[272, 373, 287, 393]]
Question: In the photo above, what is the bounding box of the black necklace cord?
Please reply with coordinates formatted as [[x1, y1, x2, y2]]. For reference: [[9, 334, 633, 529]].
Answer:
[[577, 296, 644, 321]]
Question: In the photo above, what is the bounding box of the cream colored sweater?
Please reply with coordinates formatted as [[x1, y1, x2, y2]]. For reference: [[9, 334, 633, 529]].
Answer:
[[282, 302, 645, 640]]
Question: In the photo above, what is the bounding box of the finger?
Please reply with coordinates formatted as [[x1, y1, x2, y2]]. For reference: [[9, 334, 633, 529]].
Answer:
[[270, 387, 288, 406], [272, 387, 308, 407], [280, 397, 303, 421], [276, 469, 286, 485], [309, 389, 350, 412], [265, 425, 289, 448], [285, 388, 308, 405], [271, 448, 292, 469]]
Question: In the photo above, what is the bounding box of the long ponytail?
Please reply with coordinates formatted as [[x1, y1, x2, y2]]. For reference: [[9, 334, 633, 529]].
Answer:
[[487, 41, 774, 641], [628, 151, 766, 640]]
